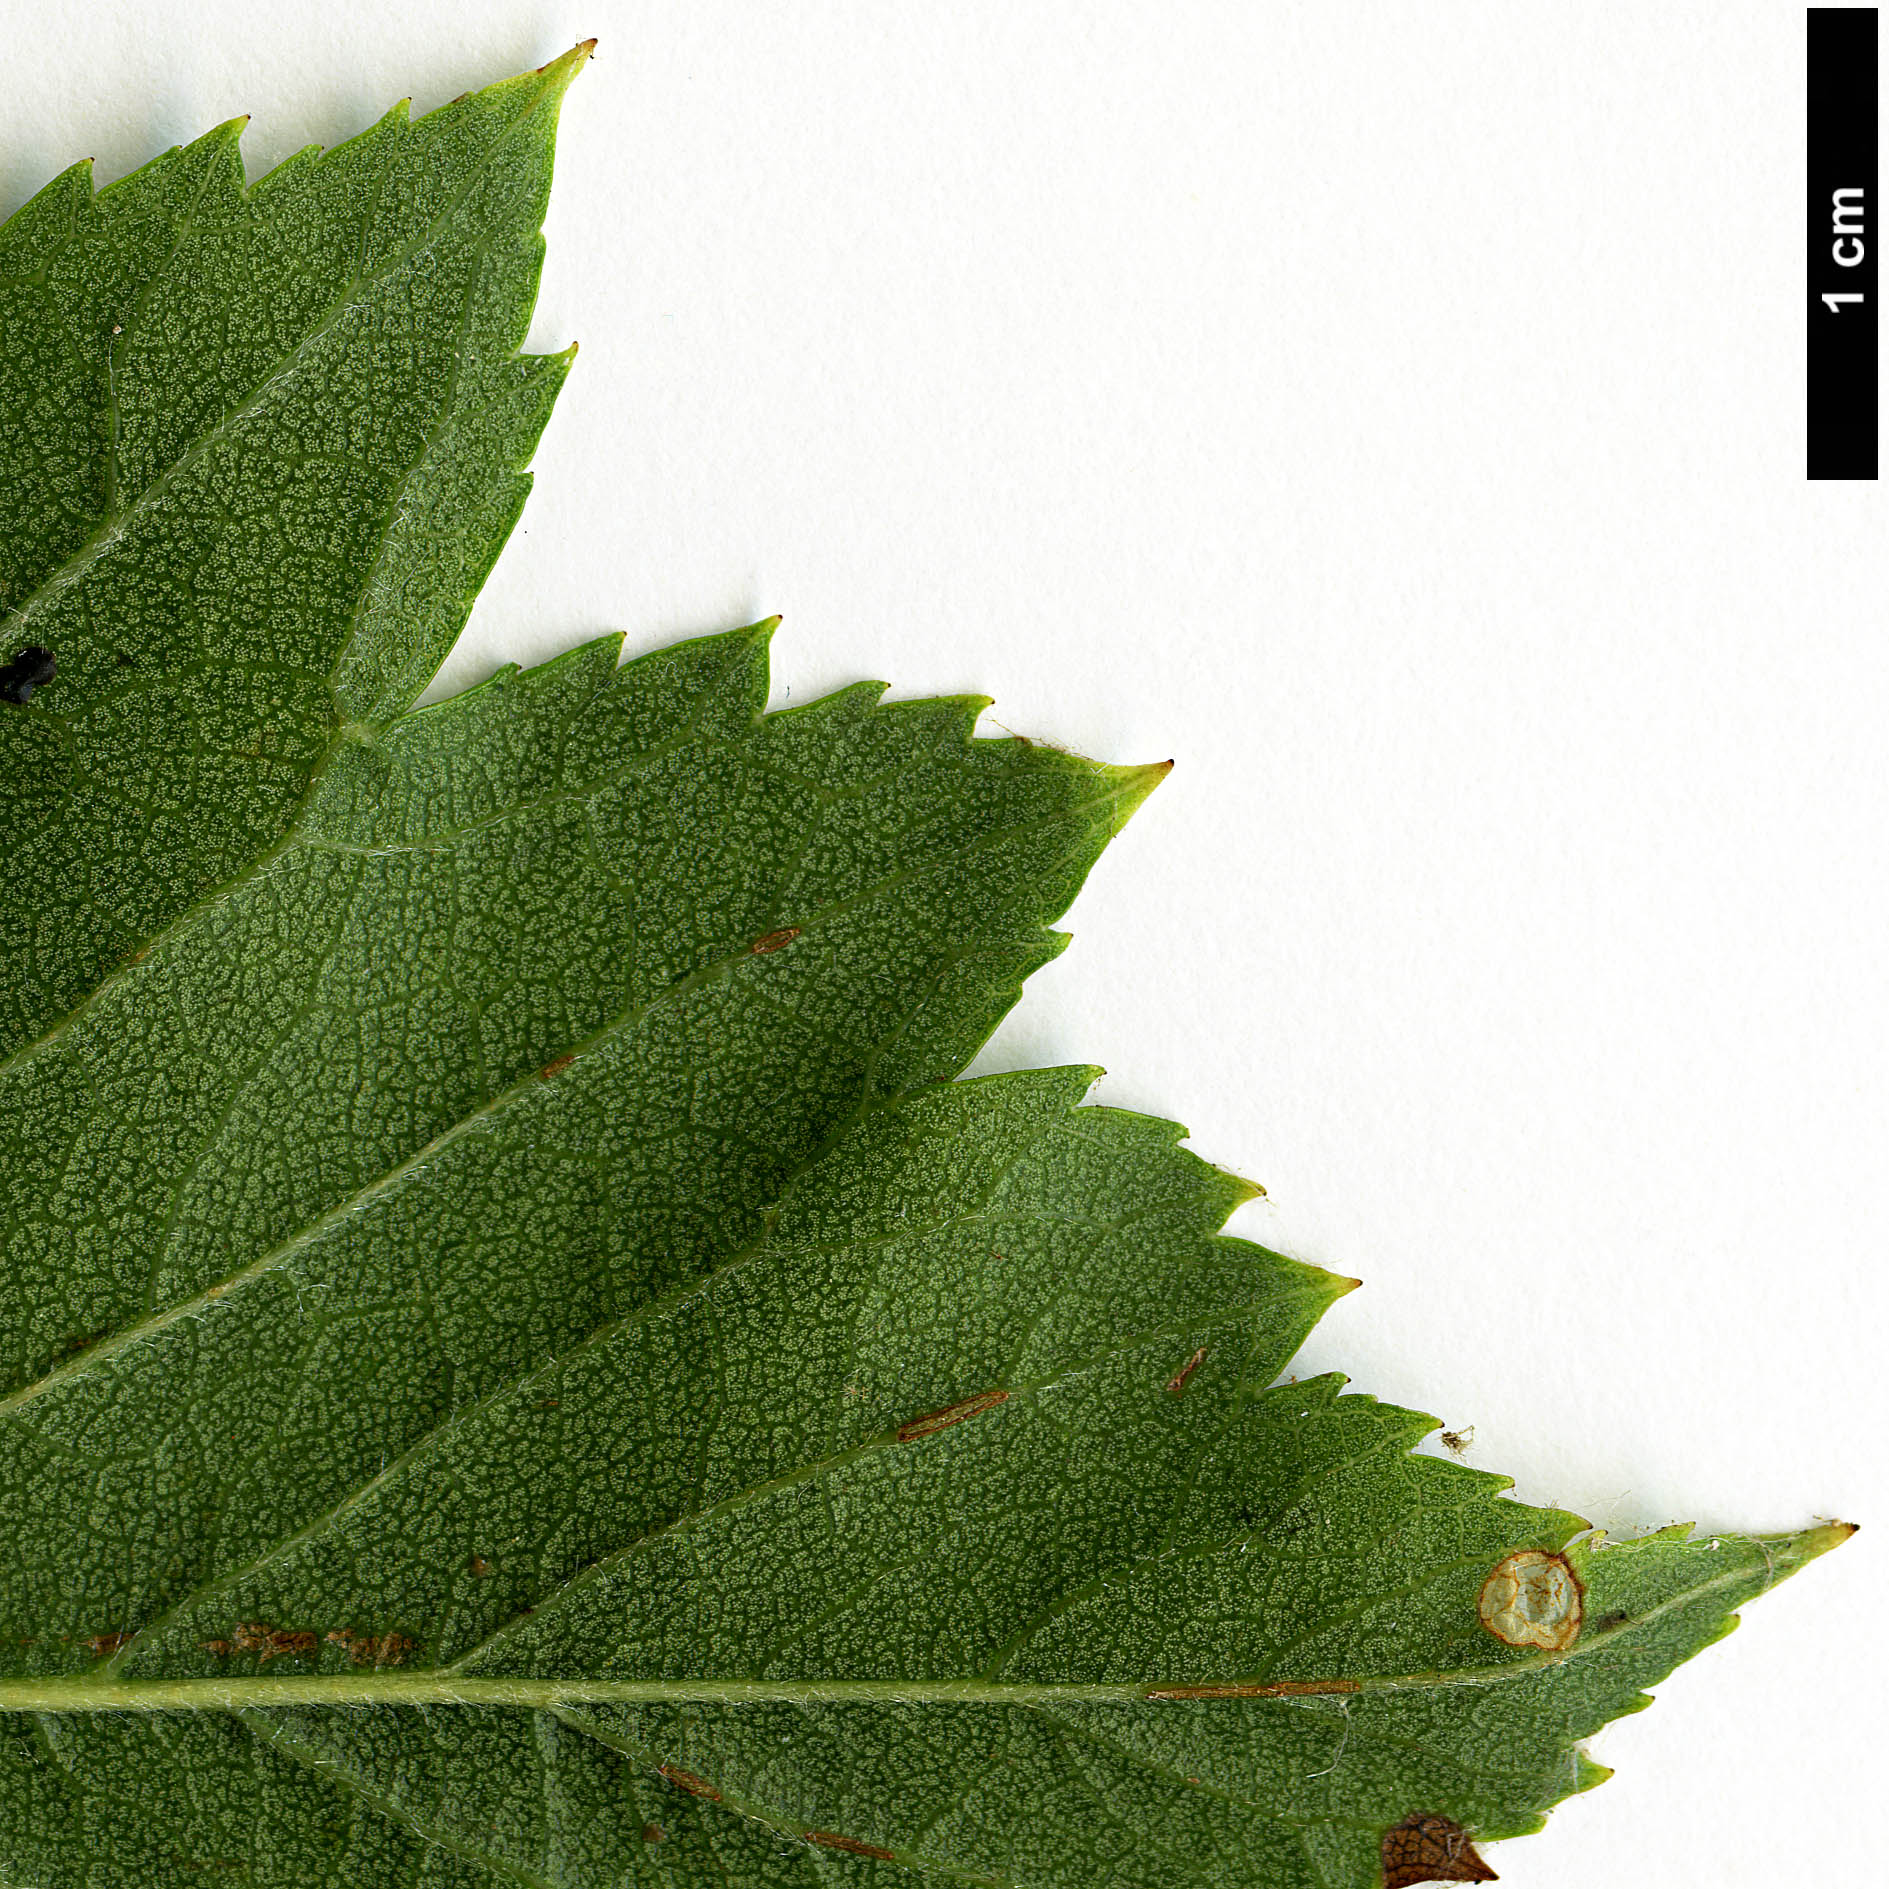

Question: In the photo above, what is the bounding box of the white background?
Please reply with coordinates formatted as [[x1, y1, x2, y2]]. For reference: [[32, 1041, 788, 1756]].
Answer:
[[2, 3, 1882, 1882]]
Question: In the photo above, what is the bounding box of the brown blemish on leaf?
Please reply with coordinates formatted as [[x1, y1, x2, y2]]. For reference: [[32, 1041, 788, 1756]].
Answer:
[[1380, 1813, 1497, 1886], [325, 1628, 412, 1668], [642, 1824, 665, 1843], [538, 1054, 575, 1079], [807, 1832, 898, 1861], [230, 1622, 317, 1663], [1165, 1346, 1209, 1394], [897, 1389, 1009, 1442], [749, 926, 801, 955], [87, 1632, 133, 1660], [469, 1556, 493, 1578], [1477, 1549, 1583, 1652], [657, 1765, 721, 1801], [199, 1640, 231, 1658], [1146, 1679, 1361, 1700]]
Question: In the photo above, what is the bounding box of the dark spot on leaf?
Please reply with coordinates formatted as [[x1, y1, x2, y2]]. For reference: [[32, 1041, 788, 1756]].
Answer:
[[114, 650, 135, 666], [807, 1832, 897, 1861], [749, 926, 800, 955], [897, 1388, 1009, 1442], [1166, 1345, 1208, 1394], [469, 1556, 493, 1577], [86, 1632, 133, 1660], [1380, 1813, 1497, 1887], [1593, 1610, 1631, 1631], [538, 1055, 575, 1079], [657, 1764, 721, 1801], [642, 1824, 665, 1843], [0, 646, 56, 705]]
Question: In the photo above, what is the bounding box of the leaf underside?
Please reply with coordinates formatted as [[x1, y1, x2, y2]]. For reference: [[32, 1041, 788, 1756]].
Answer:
[[0, 47, 1845, 1889]]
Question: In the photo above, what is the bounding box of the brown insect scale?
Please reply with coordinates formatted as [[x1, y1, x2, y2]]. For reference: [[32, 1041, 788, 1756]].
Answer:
[[657, 1765, 721, 1802], [896, 1389, 1009, 1442], [1165, 1346, 1209, 1394], [749, 926, 801, 955], [325, 1628, 413, 1667], [807, 1832, 898, 1862], [228, 1622, 317, 1663]]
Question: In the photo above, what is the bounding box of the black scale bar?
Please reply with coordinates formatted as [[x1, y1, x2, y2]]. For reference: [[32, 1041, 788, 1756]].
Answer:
[[1808, 8, 1878, 479]]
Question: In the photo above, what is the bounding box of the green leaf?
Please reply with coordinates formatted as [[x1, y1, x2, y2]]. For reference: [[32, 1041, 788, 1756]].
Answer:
[[0, 51, 1848, 1889], [0, 44, 584, 1056]]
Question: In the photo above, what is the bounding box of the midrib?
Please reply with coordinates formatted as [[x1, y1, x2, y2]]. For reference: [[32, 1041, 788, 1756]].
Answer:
[[0, 1674, 1449, 1713], [0, 1552, 1771, 1713]]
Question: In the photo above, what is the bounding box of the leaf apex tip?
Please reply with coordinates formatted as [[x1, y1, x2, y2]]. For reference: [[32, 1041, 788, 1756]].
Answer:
[[540, 39, 599, 84], [1103, 759, 1172, 824], [1786, 1519, 1859, 1570], [1304, 1265, 1362, 1300]]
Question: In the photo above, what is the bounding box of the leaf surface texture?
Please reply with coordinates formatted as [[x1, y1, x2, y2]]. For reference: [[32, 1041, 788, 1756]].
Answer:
[[0, 50, 1844, 1889]]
